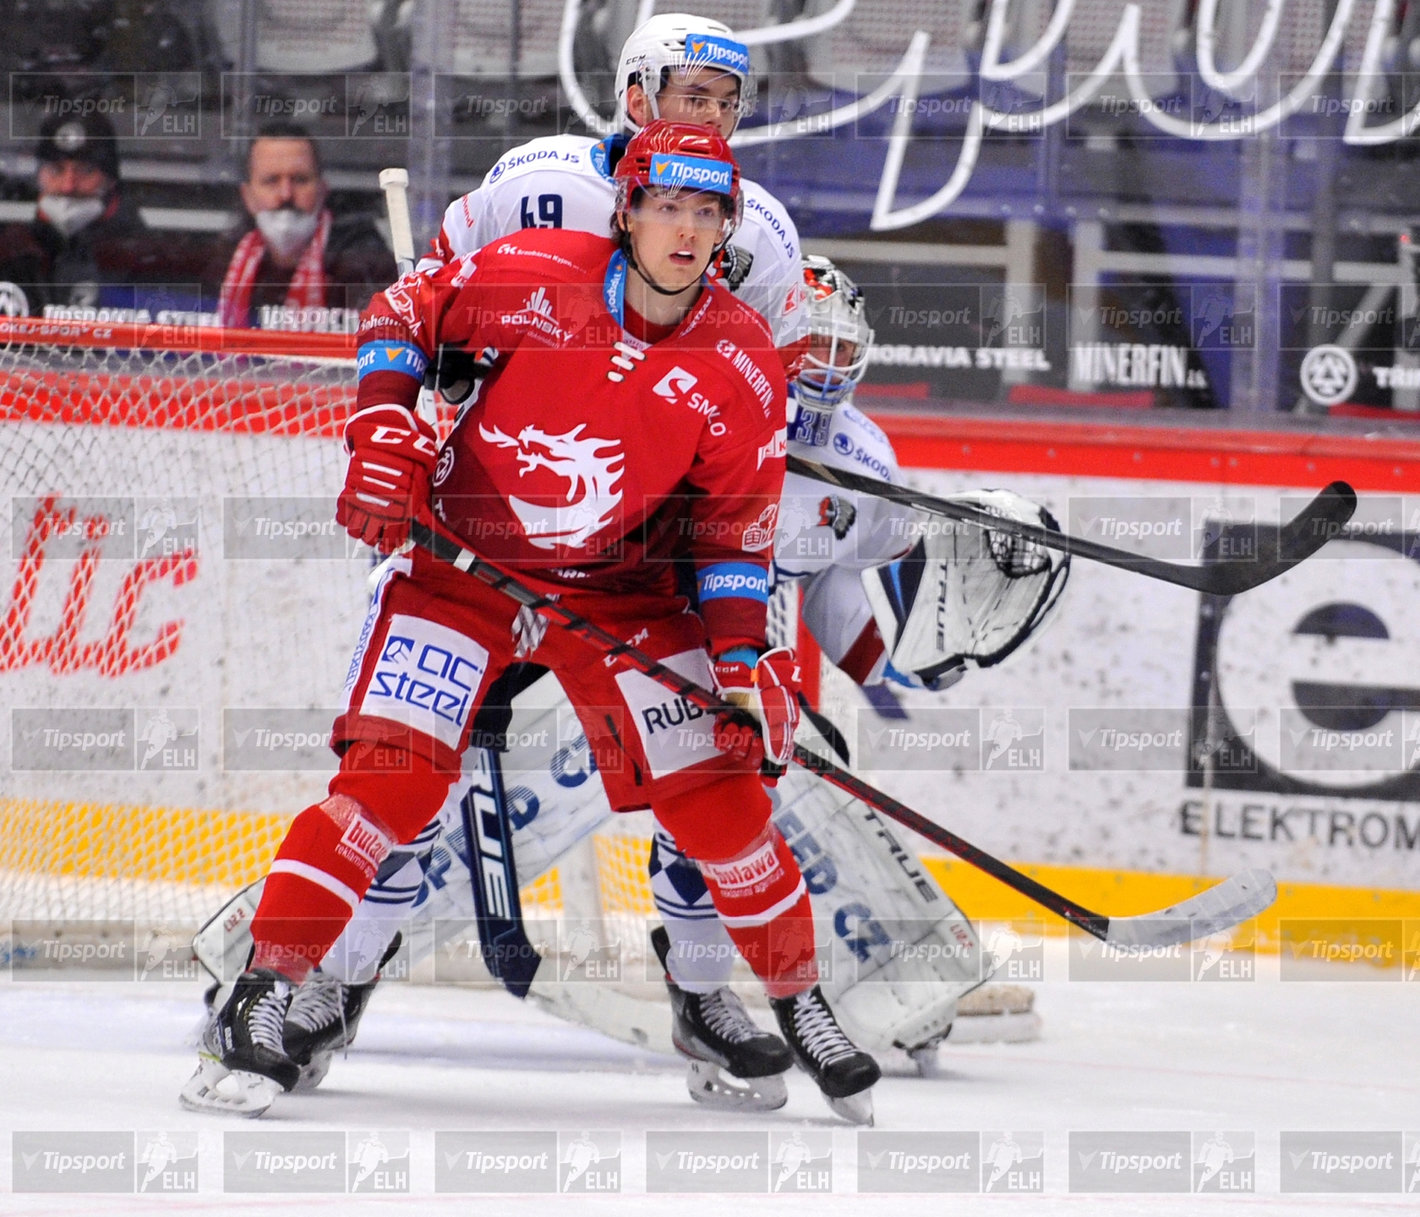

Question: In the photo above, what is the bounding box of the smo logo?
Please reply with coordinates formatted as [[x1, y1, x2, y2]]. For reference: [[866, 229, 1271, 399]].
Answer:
[[1187, 526, 1420, 800]]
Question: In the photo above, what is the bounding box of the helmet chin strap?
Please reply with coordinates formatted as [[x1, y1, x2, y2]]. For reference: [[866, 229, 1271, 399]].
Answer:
[[621, 222, 713, 299]]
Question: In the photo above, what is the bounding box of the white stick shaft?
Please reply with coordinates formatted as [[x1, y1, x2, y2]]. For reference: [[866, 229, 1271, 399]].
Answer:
[[379, 167, 415, 276]]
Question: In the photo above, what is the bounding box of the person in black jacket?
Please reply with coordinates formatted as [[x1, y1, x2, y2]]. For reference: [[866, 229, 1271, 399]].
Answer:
[[209, 121, 396, 330], [0, 109, 167, 317]]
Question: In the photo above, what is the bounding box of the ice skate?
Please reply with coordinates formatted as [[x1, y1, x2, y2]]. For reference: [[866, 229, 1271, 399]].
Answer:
[[653, 926, 791, 1112], [283, 933, 401, 1091], [179, 969, 297, 1116], [771, 984, 881, 1125]]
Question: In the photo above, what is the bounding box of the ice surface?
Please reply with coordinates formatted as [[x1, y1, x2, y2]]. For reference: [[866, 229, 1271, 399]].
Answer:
[[1, 940, 1416, 1215]]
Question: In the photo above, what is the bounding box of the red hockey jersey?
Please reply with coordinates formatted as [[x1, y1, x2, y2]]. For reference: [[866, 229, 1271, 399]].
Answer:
[[356, 228, 789, 653]]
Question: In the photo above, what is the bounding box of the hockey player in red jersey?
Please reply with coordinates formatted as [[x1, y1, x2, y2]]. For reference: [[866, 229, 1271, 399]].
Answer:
[[195, 121, 880, 1122]]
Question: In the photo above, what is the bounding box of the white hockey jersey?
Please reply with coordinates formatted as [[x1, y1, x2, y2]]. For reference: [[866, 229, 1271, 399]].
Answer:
[[420, 132, 809, 349], [776, 394, 921, 676]]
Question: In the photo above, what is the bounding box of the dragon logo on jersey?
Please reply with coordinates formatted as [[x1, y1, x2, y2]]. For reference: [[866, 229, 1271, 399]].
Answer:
[[478, 422, 625, 550]]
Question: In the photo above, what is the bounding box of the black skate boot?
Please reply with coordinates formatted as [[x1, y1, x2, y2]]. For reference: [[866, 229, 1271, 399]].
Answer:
[[283, 933, 402, 1091], [180, 968, 298, 1116], [652, 925, 792, 1111], [771, 984, 881, 1124]]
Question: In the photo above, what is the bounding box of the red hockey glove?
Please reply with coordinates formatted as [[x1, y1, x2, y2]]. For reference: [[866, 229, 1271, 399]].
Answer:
[[336, 404, 438, 552], [711, 647, 802, 784]]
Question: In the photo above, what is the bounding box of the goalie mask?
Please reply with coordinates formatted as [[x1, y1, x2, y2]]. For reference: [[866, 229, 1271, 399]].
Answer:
[[613, 120, 743, 252], [797, 255, 874, 407], [615, 13, 757, 134]]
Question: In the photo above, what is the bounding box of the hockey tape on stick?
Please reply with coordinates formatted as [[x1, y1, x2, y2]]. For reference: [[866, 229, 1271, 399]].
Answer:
[[409, 520, 1277, 946], [379, 167, 416, 276], [788, 455, 1357, 596]]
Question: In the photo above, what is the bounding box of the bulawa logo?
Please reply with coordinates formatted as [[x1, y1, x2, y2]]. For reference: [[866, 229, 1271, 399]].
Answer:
[[648, 154, 733, 194]]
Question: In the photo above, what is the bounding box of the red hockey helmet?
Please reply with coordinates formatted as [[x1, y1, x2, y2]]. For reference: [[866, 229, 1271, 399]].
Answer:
[[613, 119, 742, 248]]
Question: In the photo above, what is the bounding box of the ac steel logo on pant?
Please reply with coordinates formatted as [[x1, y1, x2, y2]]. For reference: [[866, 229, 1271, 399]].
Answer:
[[362, 619, 488, 748], [1187, 519, 1420, 804]]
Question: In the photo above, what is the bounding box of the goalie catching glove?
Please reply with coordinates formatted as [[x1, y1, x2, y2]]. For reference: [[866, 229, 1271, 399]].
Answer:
[[711, 647, 801, 782], [336, 403, 438, 551], [864, 489, 1069, 691]]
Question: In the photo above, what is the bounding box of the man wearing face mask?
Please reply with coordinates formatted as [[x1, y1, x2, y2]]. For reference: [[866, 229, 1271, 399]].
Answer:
[[0, 110, 160, 317], [210, 122, 395, 330]]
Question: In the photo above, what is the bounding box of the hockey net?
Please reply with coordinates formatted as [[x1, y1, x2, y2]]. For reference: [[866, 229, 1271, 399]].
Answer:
[[0, 319, 805, 953]]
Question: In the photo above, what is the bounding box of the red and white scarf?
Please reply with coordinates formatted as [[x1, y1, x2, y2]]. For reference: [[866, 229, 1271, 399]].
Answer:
[[218, 208, 332, 328]]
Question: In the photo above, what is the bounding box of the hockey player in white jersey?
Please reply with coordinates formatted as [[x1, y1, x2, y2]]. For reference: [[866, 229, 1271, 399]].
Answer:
[[419, 12, 807, 352]]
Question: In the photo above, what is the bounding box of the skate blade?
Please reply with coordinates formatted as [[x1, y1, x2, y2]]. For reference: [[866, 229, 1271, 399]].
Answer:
[[178, 1057, 281, 1117], [825, 1088, 875, 1126], [685, 1060, 788, 1112]]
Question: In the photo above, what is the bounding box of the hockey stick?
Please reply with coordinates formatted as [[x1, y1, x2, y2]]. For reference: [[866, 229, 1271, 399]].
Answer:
[[408, 521, 1276, 947], [788, 454, 1357, 596], [378, 167, 416, 275]]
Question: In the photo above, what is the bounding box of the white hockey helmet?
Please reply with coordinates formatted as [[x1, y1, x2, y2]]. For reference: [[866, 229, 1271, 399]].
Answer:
[[614, 12, 757, 133], [797, 254, 874, 406]]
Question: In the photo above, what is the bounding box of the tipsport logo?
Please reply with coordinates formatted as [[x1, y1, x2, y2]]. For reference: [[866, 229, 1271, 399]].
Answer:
[[648, 154, 734, 194], [683, 33, 751, 77]]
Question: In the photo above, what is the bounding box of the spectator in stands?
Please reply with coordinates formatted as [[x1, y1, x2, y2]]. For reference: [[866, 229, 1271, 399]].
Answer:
[[0, 110, 161, 317], [210, 122, 396, 330]]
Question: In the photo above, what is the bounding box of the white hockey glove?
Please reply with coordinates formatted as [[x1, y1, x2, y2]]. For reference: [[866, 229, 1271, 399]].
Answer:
[[863, 490, 1069, 691]]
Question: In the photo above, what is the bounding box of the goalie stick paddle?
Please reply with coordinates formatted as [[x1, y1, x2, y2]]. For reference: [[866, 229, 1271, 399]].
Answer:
[[409, 521, 1277, 947], [788, 454, 1357, 596]]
